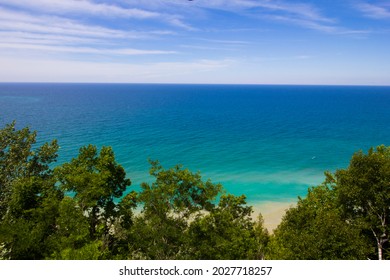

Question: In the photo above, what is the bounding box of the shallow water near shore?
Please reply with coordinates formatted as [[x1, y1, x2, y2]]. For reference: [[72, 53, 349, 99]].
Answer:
[[1, 83, 390, 207]]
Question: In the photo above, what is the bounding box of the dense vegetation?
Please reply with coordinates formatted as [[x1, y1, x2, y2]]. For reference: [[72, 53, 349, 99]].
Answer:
[[0, 122, 388, 260]]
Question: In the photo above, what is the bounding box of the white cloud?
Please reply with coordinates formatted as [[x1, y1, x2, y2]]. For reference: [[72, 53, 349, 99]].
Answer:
[[0, 0, 195, 30], [0, 0, 159, 19], [0, 7, 157, 39], [0, 1, 385, 84], [198, 38, 250, 45], [0, 56, 232, 83], [0, 43, 176, 56], [0, 7, 176, 58], [133, 0, 335, 24], [356, 2, 390, 19], [231, 0, 334, 23]]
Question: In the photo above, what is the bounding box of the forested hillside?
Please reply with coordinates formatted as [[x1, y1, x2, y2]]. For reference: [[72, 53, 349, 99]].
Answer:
[[0, 122, 388, 260]]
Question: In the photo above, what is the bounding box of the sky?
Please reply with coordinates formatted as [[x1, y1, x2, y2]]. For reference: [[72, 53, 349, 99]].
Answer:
[[0, 0, 389, 85]]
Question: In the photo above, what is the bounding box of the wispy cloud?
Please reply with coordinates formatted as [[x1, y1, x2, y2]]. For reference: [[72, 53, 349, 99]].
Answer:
[[355, 2, 390, 19], [0, 0, 386, 85], [107, 0, 339, 32], [198, 38, 250, 45], [0, 0, 159, 19], [250, 54, 313, 63], [0, 7, 175, 58], [0, 56, 232, 83], [0, 43, 176, 56], [129, 0, 332, 21], [230, 0, 335, 23], [0, 0, 194, 30], [135, 0, 360, 34], [263, 14, 369, 35], [0, 8, 137, 39]]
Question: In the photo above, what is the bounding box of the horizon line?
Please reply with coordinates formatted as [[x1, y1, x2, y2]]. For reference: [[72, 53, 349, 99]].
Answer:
[[1, 81, 390, 87]]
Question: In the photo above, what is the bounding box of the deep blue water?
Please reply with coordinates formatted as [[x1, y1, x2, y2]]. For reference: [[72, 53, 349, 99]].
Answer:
[[1, 83, 390, 203]]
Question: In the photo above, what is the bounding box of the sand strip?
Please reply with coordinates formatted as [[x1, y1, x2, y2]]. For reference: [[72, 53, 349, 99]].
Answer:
[[251, 201, 295, 232]]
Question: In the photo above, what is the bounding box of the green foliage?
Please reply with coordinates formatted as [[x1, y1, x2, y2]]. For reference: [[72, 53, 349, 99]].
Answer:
[[269, 185, 371, 260], [132, 160, 222, 259], [329, 145, 390, 259], [139, 160, 222, 220], [187, 194, 268, 259], [55, 145, 130, 212], [0, 121, 58, 219], [52, 144, 133, 259], [0, 243, 9, 260], [128, 213, 186, 259], [0, 123, 132, 259], [0, 122, 270, 260], [51, 240, 105, 260], [55, 144, 131, 241], [269, 145, 390, 260], [128, 162, 268, 260], [0, 122, 61, 259], [47, 197, 91, 259], [253, 214, 270, 259], [2, 122, 389, 260], [117, 191, 137, 229]]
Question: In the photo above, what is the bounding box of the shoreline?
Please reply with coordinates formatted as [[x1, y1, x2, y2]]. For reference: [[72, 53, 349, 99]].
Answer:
[[132, 199, 295, 232], [250, 200, 295, 232]]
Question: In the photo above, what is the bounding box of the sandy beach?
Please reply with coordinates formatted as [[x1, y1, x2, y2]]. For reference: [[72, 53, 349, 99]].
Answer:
[[251, 201, 296, 232]]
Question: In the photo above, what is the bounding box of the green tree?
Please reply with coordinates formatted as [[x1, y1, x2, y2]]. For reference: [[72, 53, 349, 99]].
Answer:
[[132, 160, 222, 259], [107, 190, 137, 259], [253, 213, 270, 259], [0, 242, 9, 260], [188, 194, 264, 259], [54, 144, 131, 254], [0, 121, 62, 259], [268, 185, 371, 260], [1, 176, 64, 259], [139, 160, 222, 219], [328, 145, 390, 260], [0, 121, 58, 219], [47, 196, 96, 259]]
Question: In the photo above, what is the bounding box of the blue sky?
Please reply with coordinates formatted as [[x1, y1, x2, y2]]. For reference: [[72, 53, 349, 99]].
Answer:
[[0, 0, 389, 85]]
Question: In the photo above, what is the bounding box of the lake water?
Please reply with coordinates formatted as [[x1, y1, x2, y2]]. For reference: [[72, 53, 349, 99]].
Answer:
[[1, 83, 389, 204]]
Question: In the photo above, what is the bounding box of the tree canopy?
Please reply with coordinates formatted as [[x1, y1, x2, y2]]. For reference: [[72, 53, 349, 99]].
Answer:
[[329, 145, 390, 260], [270, 146, 390, 260], [0, 122, 268, 260], [268, 185, 371, 259], [1, 122, 389, 260]]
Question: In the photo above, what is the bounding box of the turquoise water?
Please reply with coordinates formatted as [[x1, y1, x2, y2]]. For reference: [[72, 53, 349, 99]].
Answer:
[[1, 83, 390, 203]]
